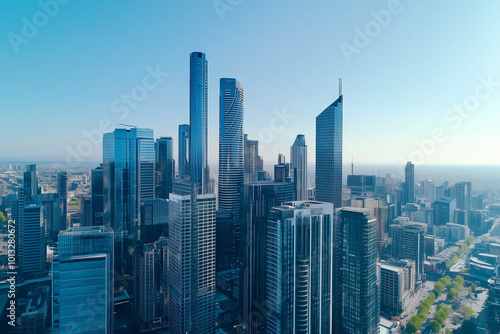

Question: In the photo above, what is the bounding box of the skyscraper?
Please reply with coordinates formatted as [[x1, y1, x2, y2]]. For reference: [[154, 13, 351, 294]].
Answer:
[[390, 222, 425, 280], [23, 164, 38, 205], [239, 181, 295, 333], [178, 124, 190, 180], [21, 204, 45, 277], [244, 134, 262, 183], [155, 137, 174, 199], [316, 80, 343, 208], [273, 154, 290, 183], [189, 52, 209, 194], [103, 128, 155, 275], [433, 196, 457, 227], [218, 78, 244, 212], [91, 164, 104, 226], [333, 207, 379, 334], [55, 171, 68, 233], [53, 226, 114, 334], [267, 201, 334, 334], [168, 191, 216, 334], [403, 161, 415, 204], [290, 134, 307, 201]]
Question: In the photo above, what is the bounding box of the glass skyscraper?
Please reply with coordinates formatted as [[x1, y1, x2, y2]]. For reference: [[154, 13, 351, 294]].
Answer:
[[290, 134, 307, 201], [91, 164, 104, 226], [333, 207, 380, 334], [21, 204, 45, 278], [53, 226, 114, 334], [403, 161, 415, 204], [267, 201, 334, 334], [155, 137, 174, 199], [189, 52, 209, 194], [315, 81, 343, 208], [168, 191, 216, 334], [218, 78, 244, 212], [178, 124, 190, 181]]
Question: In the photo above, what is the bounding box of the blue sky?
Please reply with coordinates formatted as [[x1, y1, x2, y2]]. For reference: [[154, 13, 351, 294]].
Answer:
[[1, 0, 499, 167]]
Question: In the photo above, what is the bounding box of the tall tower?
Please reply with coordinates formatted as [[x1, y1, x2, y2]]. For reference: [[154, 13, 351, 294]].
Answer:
[[168, 191, 216, 334], [91, 164, 104, 226], [178, 124, 190, 181], [218, 78, 244, 212], [290, 134, 307, 200], [155, 137, 174, 199], [23, 164, 38, 205], [244, 134, 261, 183], [267, 201, 334, 334], [316, 79, 343, 208], [403, 161, 415, 204], [55, 171, 68, 233], [21, 204, 45, 278], [333, 207, 380, 334], [189, 52, 209, 194]]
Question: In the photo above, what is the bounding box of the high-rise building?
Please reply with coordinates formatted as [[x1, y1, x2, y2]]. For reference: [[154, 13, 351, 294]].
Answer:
[[178, 124, 190, 180], [80, 196, 92, 227], [23, 164, 38, 205], [189, 52, 209, 194], [103, 128, 155, 274], [333, 207, 379, 334], [53, 226, 114, 334], [267, 201, 334, 334], [239, 182, 295, 333], [244, 134, 262, 183], [218, 78, 244, 212], [378, 259, 416, 313], [91, 165, 104, 226], [137, 237, 169, 329], [290, 135, 307, 201], [346, 175, 376, 195], [316, 80, 343, 208], [403, 161, 415, 204], [487, 277, 500, 334], [155, 137, 174, 199], [454, 181, 472, 212], [433, 196, 457, 227], [21, 204, 45, 278], [391, 222, 425, 280], [140, 198, 169, 244], [168, 191, 216, 334], [55, 171, 68, 233], [41, 193, 57, 238], [273, 154, 289, 183]]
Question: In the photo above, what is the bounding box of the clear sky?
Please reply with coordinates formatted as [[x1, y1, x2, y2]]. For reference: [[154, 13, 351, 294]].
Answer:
[[1, 1, 499, 168]]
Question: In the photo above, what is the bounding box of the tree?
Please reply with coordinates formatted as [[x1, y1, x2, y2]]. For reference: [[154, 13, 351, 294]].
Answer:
[[461, 306, 474, 318], [429, 320, 441, 333], [470, 283, 477, 292], [433, 282, 445, 295], [447, 288, 459, 302]]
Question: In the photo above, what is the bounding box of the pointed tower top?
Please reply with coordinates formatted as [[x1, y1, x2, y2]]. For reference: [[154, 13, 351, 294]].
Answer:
[[339, 78, 343, 96]]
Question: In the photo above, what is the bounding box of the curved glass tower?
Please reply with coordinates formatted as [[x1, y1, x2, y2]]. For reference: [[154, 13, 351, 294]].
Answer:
[[218, 78, 244, 211], [189, 52, 209, 194]]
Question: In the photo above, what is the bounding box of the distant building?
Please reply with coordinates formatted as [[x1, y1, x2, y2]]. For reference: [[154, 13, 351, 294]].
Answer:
[[155, 137, 174, 199], [290, 135, 307, 200], [178, 124, 190, 181], [433, 196, 456, 227], [267, 201, 334, 334], [391, 222, 425, 280], [244, 134, 262, 183], [403, 162, 415, 204], [273, 154, 290, 183], [333, 207, 379, 334], [91, 165, 104, 226], [346, 175, 376, 195], [435, 223, 470, 242]]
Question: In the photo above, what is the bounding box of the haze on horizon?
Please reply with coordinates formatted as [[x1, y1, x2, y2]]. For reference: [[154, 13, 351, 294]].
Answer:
[[1, 1, 499, 166]]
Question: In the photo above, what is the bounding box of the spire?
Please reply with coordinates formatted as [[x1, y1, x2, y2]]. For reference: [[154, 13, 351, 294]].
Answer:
[[339, 78, 343, 96], [351, 156, 354, 175]]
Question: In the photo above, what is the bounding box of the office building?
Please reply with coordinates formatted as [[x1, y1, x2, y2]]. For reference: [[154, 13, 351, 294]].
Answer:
[[455, 181, 472, 212], [140, 198, 169, 243], [178, 124, 190, 180], [21, 205, 45, 277], [244, 134, 262, 183], [53, 226, 114, 334], [23, 164, 38, 205], [433, 196, 457, 227], [80, 196, 92, 227], [168, 191, 216, 334], [267, 201, 334, 334], [91, 165, 104, 226], [316, 80, 343, 208], [239, 181, 295, 333], [333, 207, 379, 334], [391, 222, 425, 280], [346, 175, 376, 195], [290, 134, 307, 200], [55, 171, 68, 233], [189, 52, 209, 194], [403, 162, 415, 204], [155, 137, 174, 199]]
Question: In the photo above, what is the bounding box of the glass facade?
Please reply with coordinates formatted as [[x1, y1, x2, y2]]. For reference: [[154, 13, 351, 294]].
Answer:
[[189, 52, 209, 194], [267, 201, 334, 334], [155, 137, 174, 199], [178, 124, 190, 181], [290, 135, 307, 201], [333, 208, 379, 334], [315, 93, 342, 208], [403, 162, 415, 204]]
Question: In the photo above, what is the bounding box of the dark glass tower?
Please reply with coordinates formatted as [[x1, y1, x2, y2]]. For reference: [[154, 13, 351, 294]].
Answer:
[[91, 164, 104, 226], [290, 134, 307, 200], [178, 124, 190, 181], [23, 164, 38, 205], [155, 137, 174, 199], [189, 52, 209, 194], [244, 134, 261, 183], [333, 207, 380, 334], [316, 80, 343, 208], [403, 161, 415, 204]]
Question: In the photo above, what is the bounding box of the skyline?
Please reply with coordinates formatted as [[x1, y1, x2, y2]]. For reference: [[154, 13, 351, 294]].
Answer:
[[1, 1, 500, 166]]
